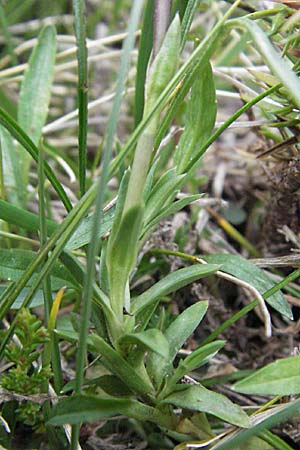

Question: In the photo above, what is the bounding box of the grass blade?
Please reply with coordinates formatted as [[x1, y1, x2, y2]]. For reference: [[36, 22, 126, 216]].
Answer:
[[73, 0, 88, 196], [71, 1, 145, 447], [0, 107, 72, 212]]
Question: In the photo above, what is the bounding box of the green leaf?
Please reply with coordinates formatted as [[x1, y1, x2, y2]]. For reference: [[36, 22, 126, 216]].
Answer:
[[18, 26, 57, 147], [65, 206, 115, 250], [180, 0, 200, 50], [117, 329, 169, 358], [145, 14, 181, 116], [144, 169, 185, 224], [0, 126, 24, 206], [240, 19, 300, 110], [48, 394, 175, 429], [202, 254, 292, 319], [162, 385, 250, 428], [107, 204, 144, 318], [132, 264, 220, 314], [233, 356, 300, 395], [175, 62, 217, 174], [0, 249, 78, 290], [170, 340, 226, 386], [92, 375, 134, 397], [89, 334, 154, 396], [210, 398, 300, 450], [142, 194, 203, 238], [147, 301, 209, 387], [0, 108, 72, 212], [0, 286, 47, 309]]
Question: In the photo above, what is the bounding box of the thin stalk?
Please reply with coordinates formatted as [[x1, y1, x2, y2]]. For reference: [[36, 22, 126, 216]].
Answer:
[[70, 2, 145, 448], [206, 206, 260, 257], [0, 106, 72, 211], [185, 84, 280, 174], [73, 0, 88, 196], [38, 142, 52, 322], [38, 143, 63, 395]]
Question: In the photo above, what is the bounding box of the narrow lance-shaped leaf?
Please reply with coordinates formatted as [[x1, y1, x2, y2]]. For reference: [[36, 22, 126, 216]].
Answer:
[[18, 26, 57, 145], [233, 356, 300, 395], [162, 385, 250, 428], [90, 334, 154, 397], [117, 329, 169, 358], [107, 204, 144, 319], [132, 264, 220, 314], [147, 301, 209, 387], [175, 62, 217, 174], [203, 254, 292, 319], [169, 340, 226, 387], [48, 394, 176, 429], [0, 248, 79, 290], [18, 25, 57, 192]]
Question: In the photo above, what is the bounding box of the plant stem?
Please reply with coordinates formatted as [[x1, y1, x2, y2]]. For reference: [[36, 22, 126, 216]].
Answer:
[[73, 0, 88, 196]]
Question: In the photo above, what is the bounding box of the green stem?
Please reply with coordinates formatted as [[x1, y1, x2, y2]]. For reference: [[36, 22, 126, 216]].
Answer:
[[124, 131, 154, 213], [73, 0, 88, 196]]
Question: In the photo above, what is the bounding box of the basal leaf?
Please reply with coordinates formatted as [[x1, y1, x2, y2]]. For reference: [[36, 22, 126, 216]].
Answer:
[[48, 394, 175, 429], [89, 334, 154, 396], [18, 25, 57, 146], [132, 264, 220, 314], [65, 206, 115, 250], [233, 356, 300, 395], [162, 385, 250, 428], [175, 62, 217, 174], [147, 301, 209, 387], [170, 340, 226, 386], [203, 254, 292, 319], [117, 329, 169, 358], [17, 25, 56, 198], [0, 249, 78, 290]]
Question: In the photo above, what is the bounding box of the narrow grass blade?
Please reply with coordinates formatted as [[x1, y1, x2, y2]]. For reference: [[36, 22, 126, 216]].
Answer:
[[0, 107, 72, 211], [71, 2, 145, 447], [73, 0, 88, 196], [180, 0, 200, 50], [210, 399, 300, 450]]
